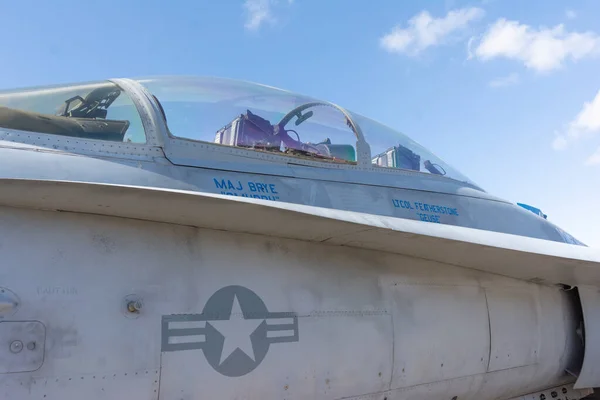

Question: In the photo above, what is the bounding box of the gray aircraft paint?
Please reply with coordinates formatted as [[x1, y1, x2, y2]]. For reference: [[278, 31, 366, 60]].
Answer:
[[0, 144, 568, 244], [161, 285, 299, 377], [0, 76, 597, 400], [0, 204, 592, 399], [0, 78, 582, 247]]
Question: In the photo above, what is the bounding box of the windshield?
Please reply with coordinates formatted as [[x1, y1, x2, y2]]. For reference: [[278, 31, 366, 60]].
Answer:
[[0, 80, 146, 143], [138, 76, 476, 185]]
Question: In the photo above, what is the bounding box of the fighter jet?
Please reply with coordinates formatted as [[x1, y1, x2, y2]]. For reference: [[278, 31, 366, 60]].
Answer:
[[0, 76, 598, 400]]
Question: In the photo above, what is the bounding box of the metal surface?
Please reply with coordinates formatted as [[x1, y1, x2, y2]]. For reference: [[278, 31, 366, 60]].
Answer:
[[0, 288, 20, 318], [0, 76, 585, 246], [0, 124, 575, 244], [123, 294, 144, 319], [10, 340, 23, 353], [0, 321, 45, 373], [0, 179, 596, 287], [109, 78, 165, 147], [486, 287, 539, 371], [0, 369, 160, 400], [0, 73, 577, 246], [0, 203, 586, 399], [0, 76, 596, 399], [575, 286, 600, 389], [161, 285, 299, 377], [390, 284, 489, 387], [508, 383, 593, 399]]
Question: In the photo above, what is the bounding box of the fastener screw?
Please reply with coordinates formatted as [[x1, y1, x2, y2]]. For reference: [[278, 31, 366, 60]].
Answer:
[[10, 340, 23, 353], [127, 300, 142, 313]]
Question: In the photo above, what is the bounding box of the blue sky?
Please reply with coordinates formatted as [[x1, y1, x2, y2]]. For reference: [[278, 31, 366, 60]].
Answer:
[[0, 0, 599, 247]]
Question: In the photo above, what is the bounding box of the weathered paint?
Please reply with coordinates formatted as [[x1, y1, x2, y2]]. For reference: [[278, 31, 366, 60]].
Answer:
[[0, 76, 597, 399], [0, 143, 571, 245], [575, 286, 600, 389], [0, 205, 587, 399], [0, 179, 596, 287]]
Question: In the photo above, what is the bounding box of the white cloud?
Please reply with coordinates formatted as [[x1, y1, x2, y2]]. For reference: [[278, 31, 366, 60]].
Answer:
[[553, 90, 600, 155], [466, 36, 476, 59], [244, 0, 272, 30], [473, 19, 600, 72], [566, 10, 577, 20], [243, 0, 292, 31], [489, 72, 519, 88], [551, 134, 568, 150], [586, 147, 600, 165], [380, 7, 485, 55]]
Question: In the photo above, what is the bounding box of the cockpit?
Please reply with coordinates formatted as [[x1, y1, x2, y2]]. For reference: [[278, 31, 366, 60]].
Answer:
[[0, 76, 477, 186], [0, 81, 146, 144]]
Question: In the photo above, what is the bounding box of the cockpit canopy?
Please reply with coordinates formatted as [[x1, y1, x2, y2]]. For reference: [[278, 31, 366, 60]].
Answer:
[[0, 81, 146, 143], [0, 76, 477, 186]]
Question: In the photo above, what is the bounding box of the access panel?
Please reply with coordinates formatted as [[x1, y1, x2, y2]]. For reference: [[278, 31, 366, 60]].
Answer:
[[0, 320, 45, 373], [575, 286, 600, 389]]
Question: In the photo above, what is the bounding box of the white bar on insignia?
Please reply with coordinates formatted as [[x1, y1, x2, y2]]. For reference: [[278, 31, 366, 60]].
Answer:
[[265, 317, 295, 326], [168, 321, 206, 330], [266, 330, 295, 338], [168, 335, 206, 344]]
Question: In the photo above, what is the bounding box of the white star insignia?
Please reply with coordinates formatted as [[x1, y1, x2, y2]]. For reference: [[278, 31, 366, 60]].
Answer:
[[208, 294, 264, 365]]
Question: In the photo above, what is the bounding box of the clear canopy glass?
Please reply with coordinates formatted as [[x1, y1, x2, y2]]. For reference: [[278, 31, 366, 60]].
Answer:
[[0, 76, 477, 187], [139, 76, 477, 186], [0, 80, 146, 143]]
